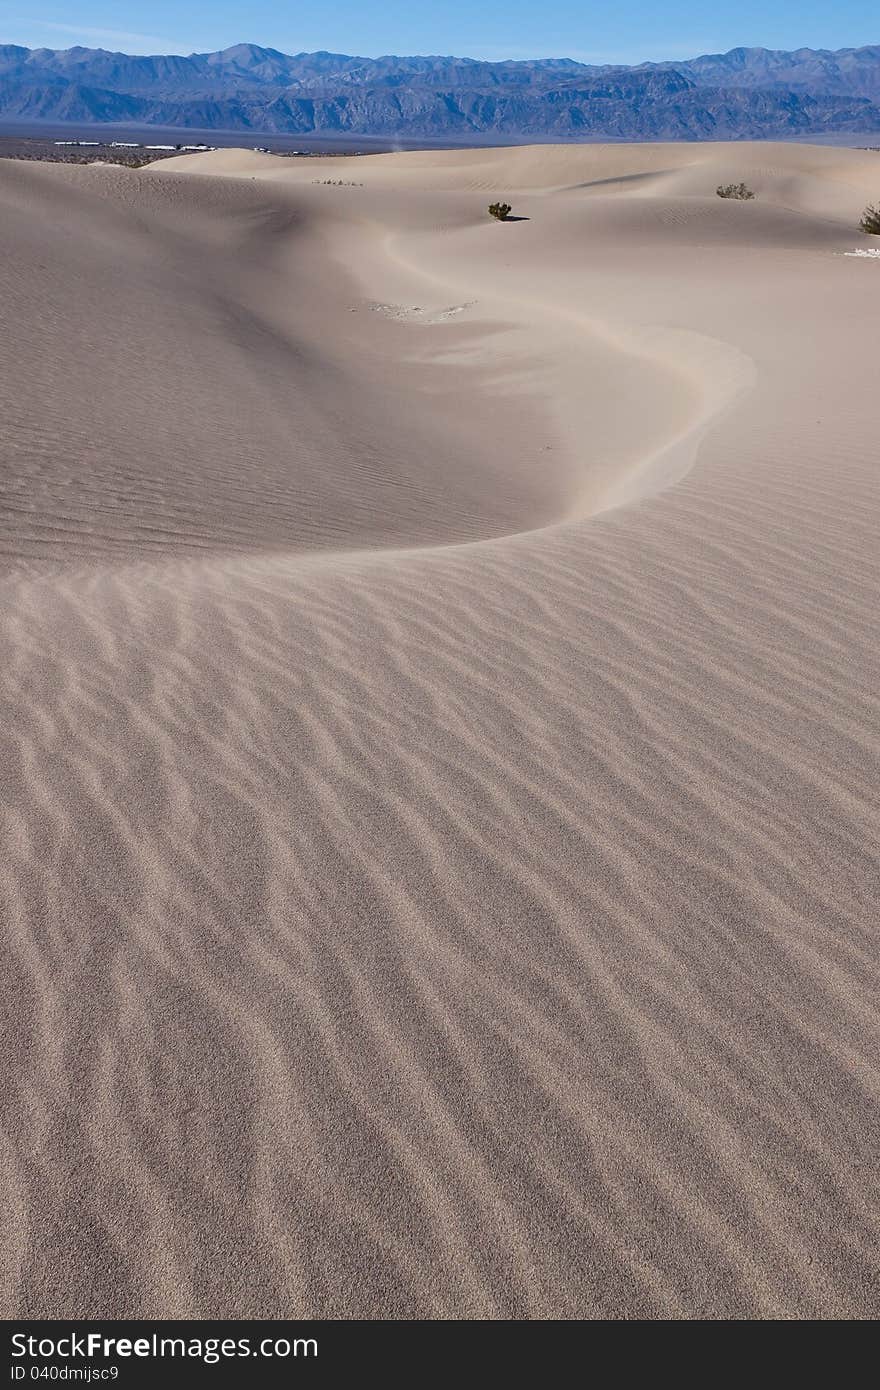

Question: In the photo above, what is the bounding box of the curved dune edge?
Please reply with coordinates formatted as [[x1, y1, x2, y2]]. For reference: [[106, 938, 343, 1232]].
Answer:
[[367, 221, 758, 529], [151, 145, 769, 549], [415, 271, 755, 525]]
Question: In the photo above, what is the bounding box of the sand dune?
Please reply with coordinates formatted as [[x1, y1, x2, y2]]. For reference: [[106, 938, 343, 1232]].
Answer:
[[1, 141, 879, 1319]]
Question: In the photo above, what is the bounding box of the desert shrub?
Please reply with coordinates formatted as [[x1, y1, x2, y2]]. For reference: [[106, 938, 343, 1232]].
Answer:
[[860, 202, 880, 234], [717, 182, 755, 200], [488, 202, 512, 220]]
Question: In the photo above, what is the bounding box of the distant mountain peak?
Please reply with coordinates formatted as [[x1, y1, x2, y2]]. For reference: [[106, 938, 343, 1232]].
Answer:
[[1, 41, 878, 139]]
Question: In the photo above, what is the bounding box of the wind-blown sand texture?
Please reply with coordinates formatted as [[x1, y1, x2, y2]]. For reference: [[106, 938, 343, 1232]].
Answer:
[[2, 141, 879, 1319]]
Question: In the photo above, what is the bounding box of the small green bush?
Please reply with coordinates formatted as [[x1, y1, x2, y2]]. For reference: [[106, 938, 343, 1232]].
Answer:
[[860, 202, 880, 234], [717, 182, 755, 200], [488, 201, 512, 220]]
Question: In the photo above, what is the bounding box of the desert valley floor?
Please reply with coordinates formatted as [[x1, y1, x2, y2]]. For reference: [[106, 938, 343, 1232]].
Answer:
[[1, 140, 879, 1318]]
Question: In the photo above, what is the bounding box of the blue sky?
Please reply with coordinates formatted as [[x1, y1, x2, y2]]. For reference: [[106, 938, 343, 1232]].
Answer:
[[1, 1, 877, 63]]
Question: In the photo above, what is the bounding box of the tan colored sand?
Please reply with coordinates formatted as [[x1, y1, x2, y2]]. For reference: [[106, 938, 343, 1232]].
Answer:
[[1, 142, 879, 1319]]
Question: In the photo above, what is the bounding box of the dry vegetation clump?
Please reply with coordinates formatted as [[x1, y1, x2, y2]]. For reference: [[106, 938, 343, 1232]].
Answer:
[[488, 202, 512, 220], [860, 203, 880, 233], [717, 182, 756, 200]]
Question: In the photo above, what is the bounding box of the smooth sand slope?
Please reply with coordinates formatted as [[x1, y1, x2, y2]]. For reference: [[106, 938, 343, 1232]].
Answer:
[[1, 142, 879, 1319]]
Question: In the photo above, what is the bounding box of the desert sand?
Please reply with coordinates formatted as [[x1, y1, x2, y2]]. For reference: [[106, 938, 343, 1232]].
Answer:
[[1, 140, 879, 1319]]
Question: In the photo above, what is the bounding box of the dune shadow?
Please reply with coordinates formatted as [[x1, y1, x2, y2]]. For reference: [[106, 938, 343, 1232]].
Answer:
[[565, 170, 672, 192]]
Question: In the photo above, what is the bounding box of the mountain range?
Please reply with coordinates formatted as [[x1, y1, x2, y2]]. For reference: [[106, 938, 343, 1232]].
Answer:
[[1, 42, 879, 139]]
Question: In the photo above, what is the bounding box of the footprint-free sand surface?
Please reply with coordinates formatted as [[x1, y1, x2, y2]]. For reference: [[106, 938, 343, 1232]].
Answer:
[[1, 141, 879, 1318]]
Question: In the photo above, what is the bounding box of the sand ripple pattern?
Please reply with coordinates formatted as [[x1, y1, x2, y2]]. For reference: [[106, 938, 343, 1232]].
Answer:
[[3, 484, 880, 1317]]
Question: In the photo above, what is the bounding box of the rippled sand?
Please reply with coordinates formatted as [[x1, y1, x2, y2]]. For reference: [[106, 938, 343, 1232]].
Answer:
[[2, 142, 879, 1318]]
